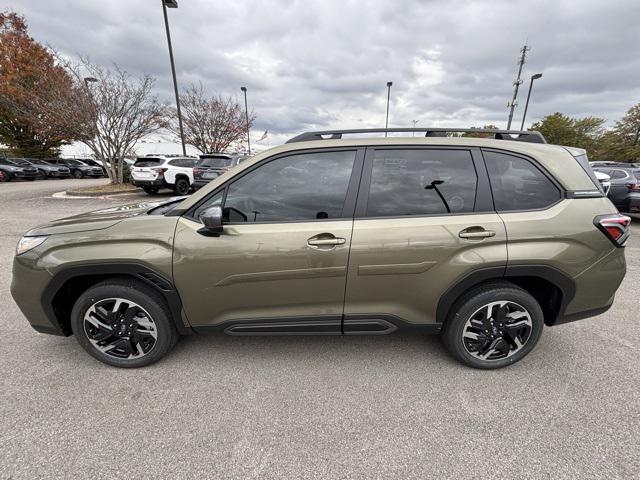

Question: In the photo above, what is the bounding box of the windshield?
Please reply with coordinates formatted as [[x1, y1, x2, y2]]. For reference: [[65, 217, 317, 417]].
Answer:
[[8, 158, 31, 166], [198, 157, 233, 168], [134, 158, 163, 167], [64, 159, 86, 166]]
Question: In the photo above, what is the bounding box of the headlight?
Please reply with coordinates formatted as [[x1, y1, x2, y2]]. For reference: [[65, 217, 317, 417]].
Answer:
[[16, 236, 47, 255]]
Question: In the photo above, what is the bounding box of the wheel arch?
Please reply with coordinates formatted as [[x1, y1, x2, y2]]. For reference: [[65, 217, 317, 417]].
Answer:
[[42, 263, 192, 336], [437, 265, 575, 326]]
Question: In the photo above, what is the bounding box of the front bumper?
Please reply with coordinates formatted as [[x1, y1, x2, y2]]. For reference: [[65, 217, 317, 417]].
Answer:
[[13, 170, 37, 179], [11, 254, 63, 335]]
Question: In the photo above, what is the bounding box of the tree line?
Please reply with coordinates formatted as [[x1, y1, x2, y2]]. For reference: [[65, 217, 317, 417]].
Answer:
[[0, 12, 254, 184]]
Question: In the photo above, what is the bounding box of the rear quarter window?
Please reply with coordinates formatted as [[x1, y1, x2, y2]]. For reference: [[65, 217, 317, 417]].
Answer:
[[484, 151, 561, 211]]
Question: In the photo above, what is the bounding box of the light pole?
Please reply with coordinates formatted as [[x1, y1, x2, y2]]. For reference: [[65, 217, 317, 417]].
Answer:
[[385, 81, 393, 137], [241, 86, 251, 155], [520, 73, 543, 131], [412, 119, 419, 136], [161, 0, 186, 156]]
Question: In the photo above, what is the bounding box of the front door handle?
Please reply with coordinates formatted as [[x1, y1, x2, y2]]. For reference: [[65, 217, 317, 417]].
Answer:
[[459, 227, 496, 239], [308, 238, 346, 246]]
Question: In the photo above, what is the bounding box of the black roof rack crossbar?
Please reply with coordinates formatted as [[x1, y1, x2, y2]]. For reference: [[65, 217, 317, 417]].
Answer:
[[286, 128, 546, 144]]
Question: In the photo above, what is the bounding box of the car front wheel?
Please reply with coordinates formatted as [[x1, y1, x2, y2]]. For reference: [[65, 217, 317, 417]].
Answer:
[[441, 282, 544, 369], [72, 169, 84, 179], [36, 170, 47, 180], [70, 279, 179, 368]]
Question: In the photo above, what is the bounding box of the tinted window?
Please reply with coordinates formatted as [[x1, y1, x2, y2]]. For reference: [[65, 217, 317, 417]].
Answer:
[[366, 149, 477, 217], [223, 151, 356, 223], [484, 151, 560, 211], [609, 169, 628, 180], [168, 159, 183, 167], [134, 158, 163, 167], [198, 157, 233, 168]]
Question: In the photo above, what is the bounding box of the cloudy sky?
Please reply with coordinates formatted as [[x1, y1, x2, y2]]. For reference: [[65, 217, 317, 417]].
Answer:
[[8, 0, 640, 148]]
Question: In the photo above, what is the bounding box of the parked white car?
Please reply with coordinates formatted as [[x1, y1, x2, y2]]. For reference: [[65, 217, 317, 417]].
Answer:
[[130, 156, 197, 195], [594, 170, 611, 195]]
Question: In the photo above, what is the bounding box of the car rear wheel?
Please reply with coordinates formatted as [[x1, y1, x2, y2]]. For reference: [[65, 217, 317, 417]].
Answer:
[[441, 282, 544, 369], [72, 169, 84, 179], [174, 177, 190, 196], [143, 186, 159, 195], [70, 279, 179, 368], [36, 170, 47, 180], [0, 171, 7, 182]]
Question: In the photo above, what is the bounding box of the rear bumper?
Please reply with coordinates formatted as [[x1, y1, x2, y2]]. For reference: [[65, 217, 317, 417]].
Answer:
[[131, 177, 165, 187], [192, 178, 211, 189], [555, 247, 626, 325], [624, 193, 640, 214]]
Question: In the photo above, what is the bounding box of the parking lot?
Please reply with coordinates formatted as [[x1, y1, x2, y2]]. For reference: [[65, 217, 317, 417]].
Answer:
[[1, 179, 639, 479]]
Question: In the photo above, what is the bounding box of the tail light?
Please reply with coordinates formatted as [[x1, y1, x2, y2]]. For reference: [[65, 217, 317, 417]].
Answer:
[[152, 167, 168, 177], [625, 182, 640, 191], [594, 214, 631, 247]]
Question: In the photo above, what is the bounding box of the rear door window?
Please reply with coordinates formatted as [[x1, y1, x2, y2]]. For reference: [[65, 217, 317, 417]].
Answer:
[[484, 151, 561, 211], [365, 149, 477, 217]]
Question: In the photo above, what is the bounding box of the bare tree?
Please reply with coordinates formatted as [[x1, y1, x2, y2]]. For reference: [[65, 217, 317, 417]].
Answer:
[[65, 59, 168, 184], [172, 83, 255, 154]]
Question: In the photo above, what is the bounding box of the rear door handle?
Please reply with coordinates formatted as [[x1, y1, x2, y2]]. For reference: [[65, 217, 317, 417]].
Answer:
[[459, 228, 496, 239], [308, 238, 346, 246]]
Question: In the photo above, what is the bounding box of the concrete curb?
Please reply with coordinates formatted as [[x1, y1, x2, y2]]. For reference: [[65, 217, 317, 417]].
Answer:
[[52, 189, 139, 200], [65, 187, 139, 197]]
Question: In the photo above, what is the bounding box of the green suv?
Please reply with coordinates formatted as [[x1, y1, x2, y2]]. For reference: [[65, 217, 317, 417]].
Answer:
[[11, 128, 629, 369]]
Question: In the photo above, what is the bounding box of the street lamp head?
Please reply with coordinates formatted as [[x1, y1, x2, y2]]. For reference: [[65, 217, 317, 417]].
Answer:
[[240, 86, 247, 92], [532, 73, 543, 80], [386, 81, 393, 87], [83, 77, 98, 84], [163, 0, 178, 8]]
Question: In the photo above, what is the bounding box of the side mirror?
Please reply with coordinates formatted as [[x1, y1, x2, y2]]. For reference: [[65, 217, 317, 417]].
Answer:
[[198, 206, 223, 236]]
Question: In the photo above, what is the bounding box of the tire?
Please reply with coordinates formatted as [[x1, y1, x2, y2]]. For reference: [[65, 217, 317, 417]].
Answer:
[[36, 170, 47, 180], [441, 281, 544, 369], [72, 169, 84, 179], [174, 177, 190, 196], [143, 186, 159, 195], [70, 278, 179, 368]]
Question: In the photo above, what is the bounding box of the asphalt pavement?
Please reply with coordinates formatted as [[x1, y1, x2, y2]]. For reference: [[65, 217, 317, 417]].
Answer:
[[1, 179, 638, 479]]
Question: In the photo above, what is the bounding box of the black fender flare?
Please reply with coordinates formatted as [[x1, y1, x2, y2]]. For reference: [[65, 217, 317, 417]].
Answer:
[[42, 262, 192, 336], [436, 265, 576, 324]]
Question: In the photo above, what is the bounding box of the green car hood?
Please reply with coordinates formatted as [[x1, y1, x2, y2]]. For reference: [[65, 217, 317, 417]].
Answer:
[[26, 198, 183, 236]]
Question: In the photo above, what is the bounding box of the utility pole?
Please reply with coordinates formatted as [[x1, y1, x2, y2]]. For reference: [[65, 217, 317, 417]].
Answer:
[[412, 119, 419, 136], [506, 43, 530, 130]]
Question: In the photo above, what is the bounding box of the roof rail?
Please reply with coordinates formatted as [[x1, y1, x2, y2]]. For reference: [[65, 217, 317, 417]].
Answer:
[[286, 128, 547, 144]]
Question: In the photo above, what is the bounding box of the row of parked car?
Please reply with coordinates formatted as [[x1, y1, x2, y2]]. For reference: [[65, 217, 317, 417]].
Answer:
[[0, 157, 106, 182], [130, 153, 249, 196], [590, 161, 640, 214]]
